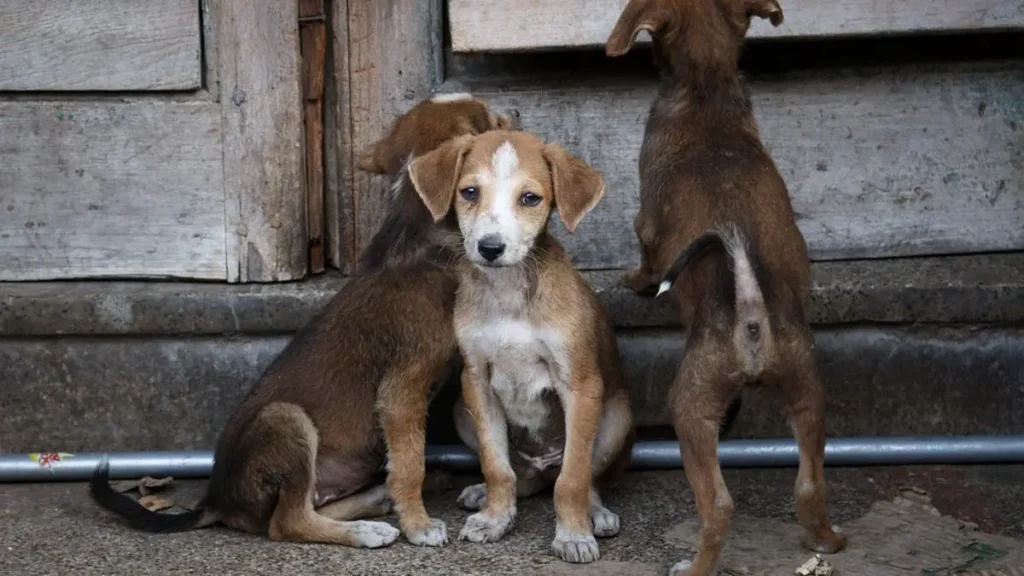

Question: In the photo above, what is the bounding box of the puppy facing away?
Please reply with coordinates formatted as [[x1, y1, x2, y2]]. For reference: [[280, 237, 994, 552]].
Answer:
[[607, 1, 846, 574], [90, 94, 514, 549], [358, 93, 521, 271], [408, 130, 634, 564]]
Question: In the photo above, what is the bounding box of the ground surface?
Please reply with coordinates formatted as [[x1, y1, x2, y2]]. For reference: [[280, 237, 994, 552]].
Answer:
[[1, 466, 1022, 575]]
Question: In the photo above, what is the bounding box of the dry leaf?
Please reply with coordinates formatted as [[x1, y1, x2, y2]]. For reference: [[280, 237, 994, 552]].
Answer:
[[138, 494, 174, 512], [109, 480, 141, 494], [137, 476, 174, 496]]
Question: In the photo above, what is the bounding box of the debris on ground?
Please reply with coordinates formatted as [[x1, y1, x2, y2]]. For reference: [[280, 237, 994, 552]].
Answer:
[[664, 488, 1024, 575], [137, 494, 175, 512], [108, 476, 174, 496], [794, 554, 834, 576]]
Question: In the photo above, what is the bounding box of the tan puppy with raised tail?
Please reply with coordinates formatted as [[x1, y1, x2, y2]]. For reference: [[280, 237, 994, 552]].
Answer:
[[408, 130, 634, 564], [606, 1, 847, 575]]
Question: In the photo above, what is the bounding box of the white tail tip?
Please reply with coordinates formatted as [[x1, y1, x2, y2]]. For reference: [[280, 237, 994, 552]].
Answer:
[[656, 281, 671, 297]]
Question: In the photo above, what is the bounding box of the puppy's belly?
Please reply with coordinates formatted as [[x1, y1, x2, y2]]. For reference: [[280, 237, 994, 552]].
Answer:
[[490, 361, 567, 473]]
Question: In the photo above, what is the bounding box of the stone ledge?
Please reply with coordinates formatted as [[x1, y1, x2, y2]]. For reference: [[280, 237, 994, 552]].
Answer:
[[2, 326, 1021, 452], [2, 253, 1023, 336]]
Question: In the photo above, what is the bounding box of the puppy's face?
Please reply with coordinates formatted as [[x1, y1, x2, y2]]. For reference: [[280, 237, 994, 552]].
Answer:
[[409, 131, 605, 269], [358, 93, 521, 175]]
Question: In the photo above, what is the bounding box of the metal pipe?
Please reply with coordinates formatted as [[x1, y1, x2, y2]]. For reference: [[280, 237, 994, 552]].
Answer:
[[3, 436, 1024, 483]]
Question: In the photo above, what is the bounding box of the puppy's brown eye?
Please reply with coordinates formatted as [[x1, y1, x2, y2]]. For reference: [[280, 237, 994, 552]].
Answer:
[[520, 192, 542, 207], [460, 187, 479, 202]]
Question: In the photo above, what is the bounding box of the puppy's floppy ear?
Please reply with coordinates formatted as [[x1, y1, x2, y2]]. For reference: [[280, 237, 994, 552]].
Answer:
[[408, 135, 473, 222], [544, 144, 605, 233], [746, 0, 784, 26], [605, 0, 672, 57]]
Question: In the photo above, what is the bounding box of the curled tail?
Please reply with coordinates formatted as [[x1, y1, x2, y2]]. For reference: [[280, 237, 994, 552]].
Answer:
[[657, 224, 770, 376], [89, 460, 212, 533]]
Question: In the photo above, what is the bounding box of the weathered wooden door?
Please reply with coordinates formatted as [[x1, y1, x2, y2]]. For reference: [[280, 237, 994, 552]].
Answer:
[[0, 0, 307, 282]]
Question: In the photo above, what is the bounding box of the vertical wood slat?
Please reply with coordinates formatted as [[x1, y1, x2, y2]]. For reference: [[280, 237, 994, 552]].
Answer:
[[345, 0, 445, 263], [300, 0, 328, 274], [325, 0, 354, 270], [216, 0, 307, 282]]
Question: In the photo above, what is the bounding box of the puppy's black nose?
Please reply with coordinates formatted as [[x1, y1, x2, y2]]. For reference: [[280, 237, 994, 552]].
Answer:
[[477, 235, 506, 262]]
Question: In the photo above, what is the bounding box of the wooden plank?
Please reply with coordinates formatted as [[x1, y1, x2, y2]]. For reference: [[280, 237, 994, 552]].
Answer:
[[347, 0, 445, 262], [450, 63, 1024, 267], [449, 0, 1024, 53], [0, 102, 225, 280], [301, 0, 327, 274], [325, 0, 354, 270], [217, 1, 307, 282], [0, 0, 201, 91]]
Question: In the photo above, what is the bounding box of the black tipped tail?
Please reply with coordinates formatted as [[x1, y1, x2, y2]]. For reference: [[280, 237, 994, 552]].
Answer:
[[89, 460, 205, 533], [656, 231, 726, 297], [657, 225, 770, 376]]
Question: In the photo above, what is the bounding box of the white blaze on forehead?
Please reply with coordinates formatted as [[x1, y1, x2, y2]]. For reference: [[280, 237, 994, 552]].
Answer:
[[430, 92, 473, 103], [491, 141, 519, 180]]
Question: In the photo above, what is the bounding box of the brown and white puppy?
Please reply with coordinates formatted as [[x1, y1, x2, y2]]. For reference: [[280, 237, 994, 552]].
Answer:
[[409, 130, 634, 564], [606, 1, 847, 574], [89, 95, 514, 549]]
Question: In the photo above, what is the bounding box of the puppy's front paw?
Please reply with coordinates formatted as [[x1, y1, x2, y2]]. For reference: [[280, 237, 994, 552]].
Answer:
[[349, 520, 401, 548], [458, 510, 514, 543], [802, 524, 847, 554], [457, 483, 488, 511], [552, 525, 600, 564], [404, 518, 448, 547], [590, 505, 620, 538]]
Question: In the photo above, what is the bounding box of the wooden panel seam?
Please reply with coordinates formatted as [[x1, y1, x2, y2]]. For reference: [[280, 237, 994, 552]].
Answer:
[[301, 0, 328, 274], [217, 0, 307, 282], [448, 0, 1024, 53]]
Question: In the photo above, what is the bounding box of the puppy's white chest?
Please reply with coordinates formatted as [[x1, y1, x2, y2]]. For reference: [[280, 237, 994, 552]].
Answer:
[[461, 317, 563, 431]]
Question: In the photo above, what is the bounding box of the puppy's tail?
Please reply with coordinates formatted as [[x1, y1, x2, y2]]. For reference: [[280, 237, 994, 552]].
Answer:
[[657, 224, 770, 376], [89, 460, 214, 533]]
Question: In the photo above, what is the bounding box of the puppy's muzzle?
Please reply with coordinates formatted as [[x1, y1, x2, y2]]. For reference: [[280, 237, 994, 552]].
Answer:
[[477, 234, 506, 262]]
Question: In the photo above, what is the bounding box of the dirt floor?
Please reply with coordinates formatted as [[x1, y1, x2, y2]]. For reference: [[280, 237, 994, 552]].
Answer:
[[1, 466, 1022, 575]]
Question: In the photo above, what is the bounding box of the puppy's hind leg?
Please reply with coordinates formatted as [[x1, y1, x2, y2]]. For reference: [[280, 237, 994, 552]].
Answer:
[[317, 484, 392, 521], [261, 404, 399, 548], [773, 333, 847, 555], [669, 341, 742, 576]]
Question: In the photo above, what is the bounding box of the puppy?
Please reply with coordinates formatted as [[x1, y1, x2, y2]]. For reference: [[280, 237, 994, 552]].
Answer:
[[90, 95, 514, 549], [606, 1, 847, 574], [358, 93, 520, 271], [408, 130, 634, 564]]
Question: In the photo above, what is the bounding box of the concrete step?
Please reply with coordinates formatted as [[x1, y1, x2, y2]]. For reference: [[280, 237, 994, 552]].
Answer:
[[3, 254, 1023, 336], [1, 254, 1022, 452]]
